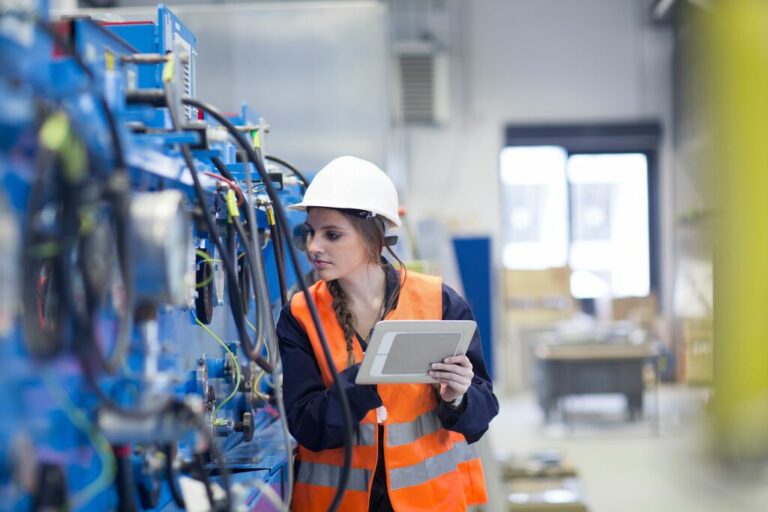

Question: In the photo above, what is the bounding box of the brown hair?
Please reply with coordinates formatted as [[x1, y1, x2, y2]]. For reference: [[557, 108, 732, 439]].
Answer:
[[322, 210, 406, 368]]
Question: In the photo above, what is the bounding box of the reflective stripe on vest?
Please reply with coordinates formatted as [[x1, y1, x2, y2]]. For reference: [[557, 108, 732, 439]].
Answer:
[[389, 441, 479, 491], [297, 461, 371, 492], [387, 407, 441, 446], [355, 423, 376, 447]]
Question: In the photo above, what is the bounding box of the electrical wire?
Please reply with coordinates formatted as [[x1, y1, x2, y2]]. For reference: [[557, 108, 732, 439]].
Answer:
[[114, 447, 139, 512], [162, 444, 186, 509], [42, 370, 117, 509], [175, 401, 233, 512], [231, 214, 284, 312], [23, 108, 133, 382], [162, 79, 270, 375], [264, 154, 310, 189], [193, 314, 242, 420], [203, 172, 245, 206], [265, 203, 288, 306], [210, 158, 268, 339], [209, 156, 236, 182], [195, 249, 222, 289], [263, 333, 295, 511], [192, 453, 217, 510], [29, 14, 135, 377], [182, 97, 353, 512], [245, 318, 269, 364], [44, 25, 137, 376], [245, 318, 270, 401]]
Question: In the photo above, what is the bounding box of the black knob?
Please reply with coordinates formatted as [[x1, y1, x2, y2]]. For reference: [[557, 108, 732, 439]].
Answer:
[[234, 412, 254, 442]]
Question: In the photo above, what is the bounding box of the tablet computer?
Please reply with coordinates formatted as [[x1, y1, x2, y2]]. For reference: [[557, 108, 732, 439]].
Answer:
[[355, 320, 477, 384]]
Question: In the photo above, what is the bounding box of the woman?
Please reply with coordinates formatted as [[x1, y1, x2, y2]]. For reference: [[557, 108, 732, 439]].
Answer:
[[277, 156, 498, 511]]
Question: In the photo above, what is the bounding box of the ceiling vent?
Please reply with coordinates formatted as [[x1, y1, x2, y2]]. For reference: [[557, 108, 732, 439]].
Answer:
[[396, 41, 449, 126]]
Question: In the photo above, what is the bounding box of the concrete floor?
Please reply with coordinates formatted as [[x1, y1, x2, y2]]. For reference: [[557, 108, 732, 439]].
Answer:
[[486, 385, 768, 512]]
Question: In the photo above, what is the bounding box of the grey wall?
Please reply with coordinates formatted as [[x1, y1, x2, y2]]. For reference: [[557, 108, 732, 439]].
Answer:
[[397, 0, 674, 300], [67, 1, 391, 173], [185, 2, 391, 172], [404, 0, 672, 235]]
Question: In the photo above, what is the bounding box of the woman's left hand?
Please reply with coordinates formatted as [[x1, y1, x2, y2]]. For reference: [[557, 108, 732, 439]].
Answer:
[[429, 355, 473, 404]]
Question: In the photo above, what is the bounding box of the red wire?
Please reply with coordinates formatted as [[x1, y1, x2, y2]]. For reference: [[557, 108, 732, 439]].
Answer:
[[203, 172, 245, 206]]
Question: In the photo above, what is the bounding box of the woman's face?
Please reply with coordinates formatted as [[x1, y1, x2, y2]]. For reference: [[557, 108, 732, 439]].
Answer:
[[305, 208, 372, 282]]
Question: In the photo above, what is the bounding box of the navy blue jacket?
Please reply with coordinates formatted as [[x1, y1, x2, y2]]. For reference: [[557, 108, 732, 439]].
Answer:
[[276, 267, 499, 452]]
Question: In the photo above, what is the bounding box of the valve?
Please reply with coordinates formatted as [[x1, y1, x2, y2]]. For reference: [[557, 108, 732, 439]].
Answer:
[[234, 412, 254, 442]]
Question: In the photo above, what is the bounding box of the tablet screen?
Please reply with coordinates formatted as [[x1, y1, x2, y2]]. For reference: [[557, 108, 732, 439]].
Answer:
[[356, 320, 476, 384], [381, 332, 463, 375]]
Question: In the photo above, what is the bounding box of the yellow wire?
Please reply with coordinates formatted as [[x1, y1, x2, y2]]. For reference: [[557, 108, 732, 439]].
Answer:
[[245, 318, 269, 363], [244, 319, 274, 397], [42, 371, 116, 509], [195, 249, 222, 289], [251, 370, 269, 400], [193, 315, 242, 421]]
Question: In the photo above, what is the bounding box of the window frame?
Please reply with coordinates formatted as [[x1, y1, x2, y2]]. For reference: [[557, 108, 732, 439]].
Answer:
[[503, 122, 662, 299]]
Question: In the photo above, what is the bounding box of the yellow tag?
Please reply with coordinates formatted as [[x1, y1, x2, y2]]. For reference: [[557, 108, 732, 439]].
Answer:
[[162, 55, 174, 83], [226, 189, 240, 220], [104, 49, 115, 71], [39, 112, 70, 151], [251, 130, 261, 149], [61, 140, 87, 183], [265, 205, 276, 226]]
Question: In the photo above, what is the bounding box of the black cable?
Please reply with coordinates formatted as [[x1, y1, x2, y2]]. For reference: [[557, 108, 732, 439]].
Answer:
[[211, 156, 264, 333], [264, 154, 310, 189], [182, 138, 270, 374], [231, 215, 271, 313], [22, 145, 68, 359], [79, 176, 134, 375], [114, 448, 139, 512], [213, 155, 264, 315], [21, 108, 133, 376], [163, 82, 270, 373], [21, 17, 136, 375], [178, 402, 232, 512], [214, 154, 283, 307], [214, 153, 286, 309], [192, 453, 217, 510], [163, 444, 186, 509], [210, 156, 236, 182], [31, 128, 171, 420], [225, 219, 242, 311], [182, 97, 355, 512], [12, 13, 135, 375]]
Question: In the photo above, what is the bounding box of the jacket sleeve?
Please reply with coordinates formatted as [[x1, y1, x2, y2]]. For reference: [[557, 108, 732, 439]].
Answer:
[[436, 284, 499, 444], [276, 303, 383, 451]]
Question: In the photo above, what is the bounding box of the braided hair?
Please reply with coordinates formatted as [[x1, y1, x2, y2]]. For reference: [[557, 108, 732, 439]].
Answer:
[[322, 210, 406, 368]]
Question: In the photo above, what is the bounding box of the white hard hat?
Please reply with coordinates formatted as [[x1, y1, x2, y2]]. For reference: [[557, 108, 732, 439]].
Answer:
[[288, 156, 401, 227]]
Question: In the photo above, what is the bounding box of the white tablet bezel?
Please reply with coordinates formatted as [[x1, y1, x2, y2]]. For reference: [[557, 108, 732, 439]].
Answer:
[[355, 320, 477, 384]]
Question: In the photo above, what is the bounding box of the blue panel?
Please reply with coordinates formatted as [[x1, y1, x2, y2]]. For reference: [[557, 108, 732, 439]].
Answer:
[[0, 5, 305, 510], [453, 237, 495, 380]]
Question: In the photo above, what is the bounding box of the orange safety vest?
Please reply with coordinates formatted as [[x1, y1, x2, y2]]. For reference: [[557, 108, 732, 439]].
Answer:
[[289, 271, 488, 512]]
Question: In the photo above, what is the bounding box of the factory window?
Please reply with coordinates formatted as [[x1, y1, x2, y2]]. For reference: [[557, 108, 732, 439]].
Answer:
[[500, 146, 569, 269], [502, 122, 660, 300], [567, 153, 650, 298]]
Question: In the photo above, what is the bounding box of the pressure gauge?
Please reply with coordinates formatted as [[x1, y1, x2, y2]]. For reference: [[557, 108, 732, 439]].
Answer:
[[129, 190, 192, 306]]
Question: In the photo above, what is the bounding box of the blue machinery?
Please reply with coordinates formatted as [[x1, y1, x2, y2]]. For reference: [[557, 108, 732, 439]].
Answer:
[[0, 3, 314, 510]]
